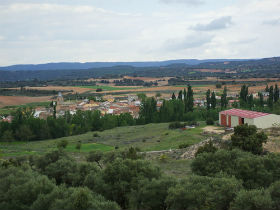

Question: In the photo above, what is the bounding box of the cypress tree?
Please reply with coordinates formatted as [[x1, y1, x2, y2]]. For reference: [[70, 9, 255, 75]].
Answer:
[[265, 84, 269, 92], [268, 86, 274, 109], [172, 93, 176, 100], [178, 90, 183, 100], [274, 84, 279, 103], [221, 87, 228, 109], [186, 85, 194, 112], [183, 88, 187, 100], [211, 92, 216, 109], [206, 89, 211, 110], [248, 94, 254, 109], [258, 92, 264, 108]]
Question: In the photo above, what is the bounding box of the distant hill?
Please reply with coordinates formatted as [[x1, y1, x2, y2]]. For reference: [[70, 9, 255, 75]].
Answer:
[[0, 59, 252, 71], [0, 57, 279, 82]]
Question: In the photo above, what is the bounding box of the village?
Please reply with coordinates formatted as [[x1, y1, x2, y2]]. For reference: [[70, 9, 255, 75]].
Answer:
[[0, 87, 275, 124]]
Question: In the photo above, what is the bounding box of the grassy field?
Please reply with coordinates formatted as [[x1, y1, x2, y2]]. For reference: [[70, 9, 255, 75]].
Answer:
[[0, 122, 207, 158]]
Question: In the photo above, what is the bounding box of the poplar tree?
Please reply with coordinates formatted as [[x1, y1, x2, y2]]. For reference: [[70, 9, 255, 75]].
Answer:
[[268, 86, 274, 109], [178, 90, 183, 100], [221, 87, 228, 109], [211, 92, 216, 109], [206, 89, 211, 110], [258, 92, 264, 108], [186, 85, 194, 112], [274, 84, 279, 103]]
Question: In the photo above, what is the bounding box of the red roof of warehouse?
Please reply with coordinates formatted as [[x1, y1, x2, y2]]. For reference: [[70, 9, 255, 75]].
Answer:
[[220, 108, 270, 119]]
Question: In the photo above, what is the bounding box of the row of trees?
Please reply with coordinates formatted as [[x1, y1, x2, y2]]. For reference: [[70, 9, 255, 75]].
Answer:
[[139, 86, 219, 124], [0, 109, 135, 142], [239, 84, 280, 112]]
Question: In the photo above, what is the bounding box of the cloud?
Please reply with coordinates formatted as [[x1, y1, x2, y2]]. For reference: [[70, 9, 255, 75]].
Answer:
[[263, 18, 280, 25], [164, 33, 213, 51], [192, 16, 232, 31], [159, 0, 204, 6]]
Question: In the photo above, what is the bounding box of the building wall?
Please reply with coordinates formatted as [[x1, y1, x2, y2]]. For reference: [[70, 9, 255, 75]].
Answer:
[[253, 114, 280, 129], [244, 118, 254, 126], [231, 116, 239, 127]]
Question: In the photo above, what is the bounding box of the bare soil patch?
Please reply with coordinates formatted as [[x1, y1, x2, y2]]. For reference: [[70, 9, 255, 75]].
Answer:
[[0, 96, 52, 108]]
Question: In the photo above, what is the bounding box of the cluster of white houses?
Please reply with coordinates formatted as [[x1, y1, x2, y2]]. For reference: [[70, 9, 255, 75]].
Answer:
[[219, 108, 280, 129]]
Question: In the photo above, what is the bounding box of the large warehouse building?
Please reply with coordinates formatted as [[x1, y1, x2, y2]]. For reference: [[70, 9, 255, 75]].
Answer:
[[219, 108, 280, 129]]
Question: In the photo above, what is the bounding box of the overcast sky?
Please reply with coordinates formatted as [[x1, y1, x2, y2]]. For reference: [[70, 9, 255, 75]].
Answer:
[[0, 0, 279, 66]]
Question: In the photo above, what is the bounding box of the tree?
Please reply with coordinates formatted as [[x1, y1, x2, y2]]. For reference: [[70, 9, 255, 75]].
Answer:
[[230, 189, 273, 210], [240, 85, 248, 106], [206, 89, 211, 110], [211, 91, 216, 109], [268, 85, 274, 109], [258, 92, 264, 108], [231, 124, 267, 155], [274, 84, 279, 103], [195, 141, 217, 157], [166, 175, 242, 210], [156, 92, 161, 98], [15, 124, 34, 141], [177, 90, 183, 100], [221, 86, 228, 109], [1, 130, 14, 142], [248, 94, 254, 109], [183, 88, 187, 99], [171, 93, 176, 100], [137, 93, 147, 101], [129, 177, 177, 210], [57, 139, 68, 149], [98, 159, 161, 209], [216, 83, 222, 88], [87, 151, 103, 169], [265, 84, 269, 92], [76, 142, 82, 151], [185, 85, 194, 112]]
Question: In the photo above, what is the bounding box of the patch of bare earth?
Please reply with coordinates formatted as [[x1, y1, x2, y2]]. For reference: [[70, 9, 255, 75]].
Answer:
[[0, 96, 52, 108], [9, 86, 93, 93], [202, 126, 225, 135]]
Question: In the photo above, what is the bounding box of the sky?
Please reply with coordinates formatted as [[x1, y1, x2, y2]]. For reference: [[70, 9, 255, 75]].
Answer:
[[0, 0, 279, 66]]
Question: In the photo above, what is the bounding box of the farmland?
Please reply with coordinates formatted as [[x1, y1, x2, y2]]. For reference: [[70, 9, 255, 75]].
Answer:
[[0, 96, 51, 108]]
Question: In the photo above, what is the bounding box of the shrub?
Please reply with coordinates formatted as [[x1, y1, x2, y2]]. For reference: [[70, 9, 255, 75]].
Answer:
[[93, 133, 100, 137], [206, 118, 214, 125], [231, 124, 268, 155], [169, 122, 184, 129], [195, 141, 217, 156], [179, 143, 191, 149], [57, 139, 68, 149], [216, 83, 222, 88]]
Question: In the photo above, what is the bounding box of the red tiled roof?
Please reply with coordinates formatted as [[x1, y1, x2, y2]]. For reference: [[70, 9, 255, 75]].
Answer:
[[220, 108, 270, 119]]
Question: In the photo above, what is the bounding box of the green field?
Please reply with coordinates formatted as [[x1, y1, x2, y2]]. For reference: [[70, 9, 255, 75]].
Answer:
[[78, 85, 140, 91], [0, 122, 207, 158], [0, 101, 51, 115]]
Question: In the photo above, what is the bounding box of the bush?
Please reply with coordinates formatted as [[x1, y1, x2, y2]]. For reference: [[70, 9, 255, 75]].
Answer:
[[57, 139, 68, 149], [169, 122, 184, 129], [195, 141, 217, 156], [93, 133, 100, 137], [179, 143, 191, 149], [96, 88, 103, 92], [216, 83, 222, 88], [76, 142, 82, 150], [206, 118, 214, 125], [231, 124, 268, 155]]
